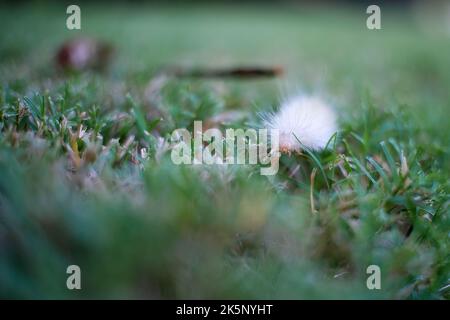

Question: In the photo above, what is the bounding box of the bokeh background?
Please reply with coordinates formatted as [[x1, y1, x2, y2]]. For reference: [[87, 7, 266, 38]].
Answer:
[[0, 1, 449, 299]]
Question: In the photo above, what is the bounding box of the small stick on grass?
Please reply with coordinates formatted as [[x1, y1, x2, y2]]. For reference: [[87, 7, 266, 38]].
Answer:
[[173, 66, 284, 79]]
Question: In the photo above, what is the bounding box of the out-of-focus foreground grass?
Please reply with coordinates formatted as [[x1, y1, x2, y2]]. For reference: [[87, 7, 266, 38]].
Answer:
[[0, 2, 449, 299]]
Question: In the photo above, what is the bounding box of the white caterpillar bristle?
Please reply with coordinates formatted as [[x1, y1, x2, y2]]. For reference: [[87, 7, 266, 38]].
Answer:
[[265, 95, 338, 153]]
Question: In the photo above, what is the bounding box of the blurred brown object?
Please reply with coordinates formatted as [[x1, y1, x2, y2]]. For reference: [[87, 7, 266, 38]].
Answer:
[[174, 66, 283, 79], [56, 38, 114, 72]]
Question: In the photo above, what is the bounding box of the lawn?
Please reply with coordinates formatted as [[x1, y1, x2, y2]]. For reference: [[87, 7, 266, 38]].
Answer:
[[0, 2, 449, 299]]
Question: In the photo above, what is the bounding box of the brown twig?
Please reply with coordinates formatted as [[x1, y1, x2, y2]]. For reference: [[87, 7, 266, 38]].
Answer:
[[173, 66, 284, 79]]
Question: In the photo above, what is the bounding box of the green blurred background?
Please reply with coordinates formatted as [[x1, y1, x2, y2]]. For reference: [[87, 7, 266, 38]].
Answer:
[[0, 1, 449, 299]]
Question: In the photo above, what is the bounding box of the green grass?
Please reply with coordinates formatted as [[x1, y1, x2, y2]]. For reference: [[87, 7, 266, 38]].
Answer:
[[0, 3, 449, 299]]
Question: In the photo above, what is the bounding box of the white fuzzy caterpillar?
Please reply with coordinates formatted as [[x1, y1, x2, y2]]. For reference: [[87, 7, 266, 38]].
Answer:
[[264, 95, 338, 153]]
